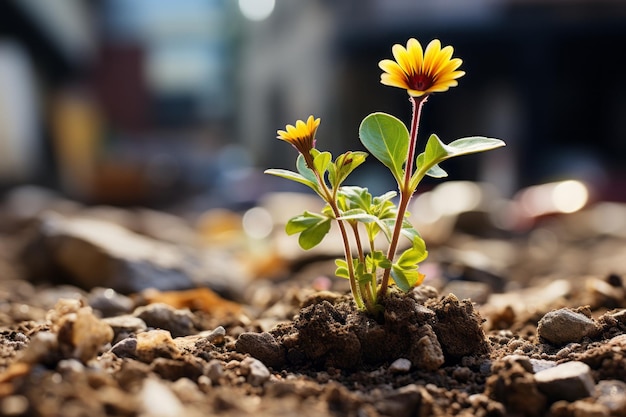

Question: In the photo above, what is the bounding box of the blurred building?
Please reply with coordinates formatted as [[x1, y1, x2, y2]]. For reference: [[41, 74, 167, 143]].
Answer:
[[1, 0, 626, 205]]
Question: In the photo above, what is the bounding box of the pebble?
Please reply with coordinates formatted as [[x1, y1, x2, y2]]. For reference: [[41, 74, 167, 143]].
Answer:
[[240, 357, 270, 387], [140, 378, 184, 417], [206, 359, 224, 384], [20, 214, 199, 293], [537, 308, 597, 345], [87, 287, 134, 317], [534, 361, 595, 401], [529, 358, 556, 373], [133, 303, 195, 338], [135, 330, 181, 362], [102, 315, 147, 341], [594, 380, 626, 415], [389, 358, 412, 374], [0, 395, 29, 416], [56, 305, 114, 363], [235, 332, 285, 368], [205, 326, 226, 345], [109, 337, 138, 359], [412, 325, 445, 371]]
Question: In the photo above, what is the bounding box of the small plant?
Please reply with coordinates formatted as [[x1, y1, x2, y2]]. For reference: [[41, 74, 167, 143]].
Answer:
[[265, 39, 505, 315]]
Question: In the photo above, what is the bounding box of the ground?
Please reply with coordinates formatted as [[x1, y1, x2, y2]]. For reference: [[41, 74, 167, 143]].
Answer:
[[1, 189, 626, 416]]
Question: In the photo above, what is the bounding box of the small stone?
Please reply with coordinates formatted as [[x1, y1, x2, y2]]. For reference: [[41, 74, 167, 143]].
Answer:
[[389, 358, 412, 374], [133, 303, 195, 338], [56, 306, 114, 363], [240, 357, 270, 387], [150, 357, 204, 381], [88, 287, 134, 317], [206, 359, 224, 384], [534, 361, 595, 401], [595, 380, 626, 415], [109, 337, 138, 359], [140, 378, 184, 417], [205, 326, 226, 345], [529, 358, 557, 373], [537, 308, 597, 345], [235, 332, 285, 368], [411, 325, 444, 371], [0, 395, 29, 416], [375, 384, 423, 417], [135, 330, 181, 362], [102, 315, 147, 343]]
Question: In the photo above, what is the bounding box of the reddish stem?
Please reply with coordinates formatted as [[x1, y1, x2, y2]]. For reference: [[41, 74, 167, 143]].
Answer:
[[378, 95, 427, 299]]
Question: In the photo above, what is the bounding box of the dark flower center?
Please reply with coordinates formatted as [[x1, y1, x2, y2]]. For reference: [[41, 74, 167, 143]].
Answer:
[[409, 73, 433, 91]]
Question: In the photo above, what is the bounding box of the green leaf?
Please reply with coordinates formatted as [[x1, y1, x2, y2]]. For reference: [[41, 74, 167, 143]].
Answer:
[[412, 134, 505, 190], [264, 168, 319, 192], [329, 151, 368, 189], [357, 272, 374, 285], [424, 163, 448, 178], [338, 186, 372, 211], [366, 250, 392, 270], [400, 221, 422, 243], [334, 259, 350, 279], [313, 151, 332, 176], [285, 211, 331, 250], [390, 267, 425, 292], [296, 154, 318, 184], [396, 242, 428, 268], [359, 113, 409, 184], [337, 209, 376, 223]]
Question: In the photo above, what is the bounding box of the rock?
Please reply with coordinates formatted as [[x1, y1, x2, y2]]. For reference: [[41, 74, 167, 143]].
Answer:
[[204, 326, 226, 345], [150, 357, 204, 382], [485, 355, 547, 416], [133, 303, 195, 338], [375, 384, 425, 417], [594, 380, 626, 416], [135, 330, 181, 363], [87, 287, 134, 317], [109, 337, 138, 359], [537, 308, 597, 345], [389, 358, 412, 374], [206, 359, 224, 385], [586, 277, 625, 308], [411, 325, 445, 371], [534, 361, 595, 401], [19, 213, 249, 295], [529, 358, 557, 373], [235, 332, 285, 368], [102, 315, 147, 342], [55, 304, 114, 363], [139, 378, 184, 417], [240, 357, 270, 387]]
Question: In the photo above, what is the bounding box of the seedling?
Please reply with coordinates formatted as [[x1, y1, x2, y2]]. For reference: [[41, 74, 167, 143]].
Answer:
[[266, 39, 505, 315]]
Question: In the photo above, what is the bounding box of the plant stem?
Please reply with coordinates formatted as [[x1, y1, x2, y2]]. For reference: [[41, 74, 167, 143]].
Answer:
[[314, 172, 364, 309], [378, 95, 427, 299], [351, 223, 365, 264]]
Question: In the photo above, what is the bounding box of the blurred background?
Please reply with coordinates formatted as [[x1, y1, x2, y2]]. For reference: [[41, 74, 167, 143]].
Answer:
[[1, 0, 625, 211]]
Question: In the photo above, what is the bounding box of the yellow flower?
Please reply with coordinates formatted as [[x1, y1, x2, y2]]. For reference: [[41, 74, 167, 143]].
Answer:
[[379, 39, 465, 97], [277, 116, 320, 163]]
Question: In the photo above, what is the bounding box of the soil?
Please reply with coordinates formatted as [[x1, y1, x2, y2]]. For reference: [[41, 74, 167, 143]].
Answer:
[[1, 197, 626, 417]]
